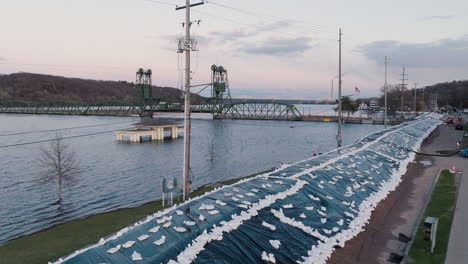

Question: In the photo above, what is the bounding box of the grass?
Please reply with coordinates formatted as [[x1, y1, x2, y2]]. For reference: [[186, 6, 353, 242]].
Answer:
[[407, 170, 457, 264], [463, 125, 468, 145], [0, 172, 263, 264]]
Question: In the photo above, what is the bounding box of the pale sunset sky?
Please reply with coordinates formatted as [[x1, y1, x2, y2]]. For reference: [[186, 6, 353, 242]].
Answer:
[[1, 0, 467, 99]]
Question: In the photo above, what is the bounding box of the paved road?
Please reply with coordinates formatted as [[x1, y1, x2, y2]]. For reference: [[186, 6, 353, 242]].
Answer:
[[328, 123, 464, 264]]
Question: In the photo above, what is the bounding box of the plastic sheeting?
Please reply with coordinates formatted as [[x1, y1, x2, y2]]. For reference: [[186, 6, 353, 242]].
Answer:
[[53, 114, 441, 264]]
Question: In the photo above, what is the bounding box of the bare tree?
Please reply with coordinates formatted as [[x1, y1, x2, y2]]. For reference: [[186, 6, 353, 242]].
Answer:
[[39, 134, 80, 203], [379, 84, 402, 115]]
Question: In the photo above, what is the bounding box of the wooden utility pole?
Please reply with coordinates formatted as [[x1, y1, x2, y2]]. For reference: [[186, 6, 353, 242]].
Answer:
[[337, 28, 343, 148], [176, 0, 204, 201], [384, 56, 388, 128]]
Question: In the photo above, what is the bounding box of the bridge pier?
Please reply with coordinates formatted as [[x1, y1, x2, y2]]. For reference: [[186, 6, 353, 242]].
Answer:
[[114, 120, 181, 143], [172, 127, 178, 139]]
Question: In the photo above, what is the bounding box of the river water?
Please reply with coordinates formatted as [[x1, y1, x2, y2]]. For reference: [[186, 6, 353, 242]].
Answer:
[[0, 109, 384, 245]]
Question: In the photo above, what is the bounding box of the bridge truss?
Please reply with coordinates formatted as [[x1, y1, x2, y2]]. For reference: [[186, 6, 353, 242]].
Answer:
[[217, 101, 303, 121], [0, 67, 303, 120], [0, 100, 303, 120], [0, 100, 141, 116]]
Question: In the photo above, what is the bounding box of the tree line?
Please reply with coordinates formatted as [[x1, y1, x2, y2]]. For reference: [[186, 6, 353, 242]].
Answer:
[[348, 80, 468, 115], [378, 80, 468, 113], [0, 72, 206, 104]]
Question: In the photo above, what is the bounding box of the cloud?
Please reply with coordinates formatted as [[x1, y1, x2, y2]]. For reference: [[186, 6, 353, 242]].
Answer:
[[360, 35, 468, 69], [255, 20, 290, 32], [240, 37, 315, 56], [423, 15, 455, 20], [210, 20, 290, 41], [211, 29, 255, 41]]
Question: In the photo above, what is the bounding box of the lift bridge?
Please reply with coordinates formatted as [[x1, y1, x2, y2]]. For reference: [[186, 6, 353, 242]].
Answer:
[[0, 66, 303, 121]]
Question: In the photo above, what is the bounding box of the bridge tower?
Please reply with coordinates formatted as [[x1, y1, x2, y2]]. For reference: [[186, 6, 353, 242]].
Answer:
[[136, 68, 158, 117], [210, 65, 231, 115], [136, 68, 152, 98]]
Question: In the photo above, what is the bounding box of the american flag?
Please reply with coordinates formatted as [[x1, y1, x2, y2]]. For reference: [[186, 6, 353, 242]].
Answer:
[[355, 87, 361, 93]]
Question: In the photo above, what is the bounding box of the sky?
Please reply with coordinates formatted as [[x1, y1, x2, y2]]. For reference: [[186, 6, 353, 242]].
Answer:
[[1, 0, 467, 99]]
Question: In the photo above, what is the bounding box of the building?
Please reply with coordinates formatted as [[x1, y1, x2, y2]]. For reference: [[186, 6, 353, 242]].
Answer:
[[358, 103, 368, 111], [369, 99, 380, 111]]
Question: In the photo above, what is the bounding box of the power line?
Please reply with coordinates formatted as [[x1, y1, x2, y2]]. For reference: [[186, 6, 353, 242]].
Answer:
[[0, 116, 349, 148], [143, 0, 176, 7], [0, 121, 135, 137], [214, 119, 338, 128], [192, 9, 258, 28], [144, 0, 331, 39], [191, 9, 309, 39], [206, 0, 333, 33], [207, 1, 283, 21], [0, 129, 124, 149], [144, 0, 333, 40]]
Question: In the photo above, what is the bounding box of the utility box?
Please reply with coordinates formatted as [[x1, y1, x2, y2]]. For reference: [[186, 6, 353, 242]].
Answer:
[[424, 217, 437, 240], [424, 217, 439, 253], [461, 148, 468, 158]]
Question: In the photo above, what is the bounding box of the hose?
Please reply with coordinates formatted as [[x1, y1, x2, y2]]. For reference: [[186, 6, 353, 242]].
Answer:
[[408, 149, 460, 157]]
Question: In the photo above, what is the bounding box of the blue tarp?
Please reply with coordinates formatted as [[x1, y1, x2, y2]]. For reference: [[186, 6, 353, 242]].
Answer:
[[53, 115, 440, 264]]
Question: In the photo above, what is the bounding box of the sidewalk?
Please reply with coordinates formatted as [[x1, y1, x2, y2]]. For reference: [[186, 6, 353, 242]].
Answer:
[[445, 154, 467, 263], [328, 123, 464, 264]]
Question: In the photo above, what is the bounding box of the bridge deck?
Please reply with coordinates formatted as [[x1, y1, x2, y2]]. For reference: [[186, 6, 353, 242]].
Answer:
[[0, 101, 304, 121]]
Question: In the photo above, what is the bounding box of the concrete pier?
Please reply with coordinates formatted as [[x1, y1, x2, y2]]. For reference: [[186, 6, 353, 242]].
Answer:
[[114, 120, 182, 143]]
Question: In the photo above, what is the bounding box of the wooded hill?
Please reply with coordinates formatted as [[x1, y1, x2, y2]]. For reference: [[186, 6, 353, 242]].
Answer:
[[422, 80, 468, 109], [368, 80, 468, 113], [0, 72, 205, 103]]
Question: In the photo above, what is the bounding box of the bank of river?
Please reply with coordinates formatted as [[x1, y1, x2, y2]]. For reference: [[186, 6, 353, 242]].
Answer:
[[0, 172, 263, 264], [0, 112, 383, 245]]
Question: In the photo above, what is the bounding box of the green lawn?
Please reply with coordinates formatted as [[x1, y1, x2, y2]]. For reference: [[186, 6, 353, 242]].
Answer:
[[0, 173, 260, 264], [407, 170, 457, 264], [463, 125, 468, 145]]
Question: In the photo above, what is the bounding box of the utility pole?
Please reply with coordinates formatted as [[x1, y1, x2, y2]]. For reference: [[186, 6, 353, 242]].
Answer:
[[331, 79, 334, 102], [422, 86, 425, 111], [337, 28, 343, 148], [400, 67, 407, 114], [384, 56, 388, 128], [176, 0, 204, 201], [414, 82, 418, 114]]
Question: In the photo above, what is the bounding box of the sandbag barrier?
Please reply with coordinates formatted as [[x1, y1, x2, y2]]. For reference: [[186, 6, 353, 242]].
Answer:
[[52, 114, 441, 264]]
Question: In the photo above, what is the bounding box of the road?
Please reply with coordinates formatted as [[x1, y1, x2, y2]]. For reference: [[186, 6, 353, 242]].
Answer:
[[328, 123, 464, 264]]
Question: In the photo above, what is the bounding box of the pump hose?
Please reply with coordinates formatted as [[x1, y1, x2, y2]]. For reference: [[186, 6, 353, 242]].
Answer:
[[406, 148, 460, 157]]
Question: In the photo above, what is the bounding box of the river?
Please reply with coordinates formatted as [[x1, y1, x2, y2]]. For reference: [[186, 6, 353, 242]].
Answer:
[[0, 109, 384, 245]]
